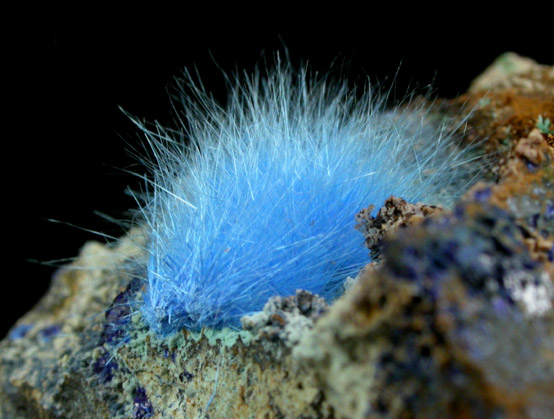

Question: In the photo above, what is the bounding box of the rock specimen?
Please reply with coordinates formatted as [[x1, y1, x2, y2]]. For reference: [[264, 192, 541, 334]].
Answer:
[[1, 53, 552, 418]]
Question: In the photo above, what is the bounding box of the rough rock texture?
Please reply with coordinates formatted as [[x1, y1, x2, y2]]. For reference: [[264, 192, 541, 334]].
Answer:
[[296, 176, 554, 418], [355, 197, 444, 260], [468, 52, 554, 94], [1, 53, 553, 418]]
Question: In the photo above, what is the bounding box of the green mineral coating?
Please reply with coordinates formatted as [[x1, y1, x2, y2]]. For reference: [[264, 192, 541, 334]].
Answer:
[[200, 328, 253, 347], [478, 97, 491, 108], [126, 326, 156, 360], [155, 326, 254, 347], [131, 313, 142, 325], [166, 330, 186, 350], [543, 165, 554, 184], [498, 52, 517, 72], [121, 376, 141, 404], [126, 315, 254, 360], [500, 137, 511, 147]]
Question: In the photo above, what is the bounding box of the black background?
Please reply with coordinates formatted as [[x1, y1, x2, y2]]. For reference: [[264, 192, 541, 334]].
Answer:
[[5, 14, 551, 337]]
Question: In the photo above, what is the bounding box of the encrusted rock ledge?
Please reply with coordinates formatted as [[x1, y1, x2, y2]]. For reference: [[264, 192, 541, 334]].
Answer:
[[1, 53, 552, 418]]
